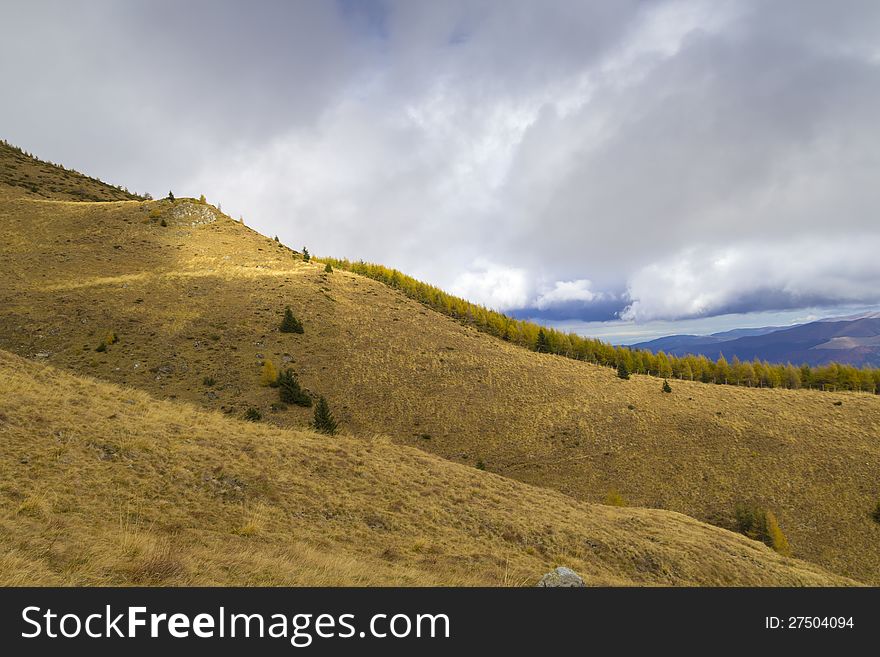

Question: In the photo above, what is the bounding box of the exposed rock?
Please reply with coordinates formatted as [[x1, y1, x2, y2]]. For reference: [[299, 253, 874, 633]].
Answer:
[[169, 202, 218, 227], [537, 566, 586, 587]]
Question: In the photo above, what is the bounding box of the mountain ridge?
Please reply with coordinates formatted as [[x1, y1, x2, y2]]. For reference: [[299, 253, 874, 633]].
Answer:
[[633, 315, 880, 367]]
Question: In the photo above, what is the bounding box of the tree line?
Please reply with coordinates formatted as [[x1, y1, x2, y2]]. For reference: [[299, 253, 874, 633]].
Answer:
[[318, 257, 880, 394]]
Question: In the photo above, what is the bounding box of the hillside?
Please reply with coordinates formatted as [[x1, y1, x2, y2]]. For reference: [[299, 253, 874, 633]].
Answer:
[[1, 145, 880, 584], [0, 140, 141, 202], [1, 350, 848, 586]]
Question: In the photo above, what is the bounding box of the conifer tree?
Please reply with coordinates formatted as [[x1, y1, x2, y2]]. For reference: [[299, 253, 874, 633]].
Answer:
[[302, 247, 310, 262], [617, 361, 630, 380], [313, 395, 338, 435], [535, 328, 550, 353], [662, 379, 672, 393], [277, 369, 312, 407], [280, 307, 304, 334], [167, 190, 174, 201], [764, 511, 791, 556], [324, 262, 333, 273]]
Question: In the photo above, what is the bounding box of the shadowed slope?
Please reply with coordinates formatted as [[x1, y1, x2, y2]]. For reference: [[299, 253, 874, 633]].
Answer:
[[0, 350, 852, 586]]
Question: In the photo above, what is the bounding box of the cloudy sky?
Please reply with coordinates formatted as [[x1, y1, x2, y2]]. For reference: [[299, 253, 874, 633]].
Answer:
[[4, 0, 880, 342]]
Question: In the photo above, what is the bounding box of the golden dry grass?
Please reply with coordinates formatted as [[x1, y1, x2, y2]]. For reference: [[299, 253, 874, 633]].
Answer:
[[0, 141, 138, 202], [1, 150, 879, 584], [0, 350, 850, 586]]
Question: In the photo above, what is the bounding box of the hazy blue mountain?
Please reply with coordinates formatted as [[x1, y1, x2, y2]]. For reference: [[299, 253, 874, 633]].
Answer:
[[631, 313, 880, 367]]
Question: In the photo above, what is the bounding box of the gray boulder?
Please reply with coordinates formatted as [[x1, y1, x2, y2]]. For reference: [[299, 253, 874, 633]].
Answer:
[[537, 566, 586, 587]]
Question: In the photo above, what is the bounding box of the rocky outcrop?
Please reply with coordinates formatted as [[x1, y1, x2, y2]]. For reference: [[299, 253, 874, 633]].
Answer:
[[170, 202, 218, 227]]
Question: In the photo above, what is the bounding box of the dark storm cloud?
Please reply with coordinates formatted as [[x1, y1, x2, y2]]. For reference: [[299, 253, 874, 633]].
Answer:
[[2, 1, 880, 323]]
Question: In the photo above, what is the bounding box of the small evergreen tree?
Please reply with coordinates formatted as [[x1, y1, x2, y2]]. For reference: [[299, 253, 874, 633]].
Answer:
[[302, 247, 310, 262], [662, 379, 672, 393], [871, 500, 880, 524], [535, 329, 550, 353], [243, 407, 261, 422], [324, 263, 333, 274], [260, 360, 278, 387], [277, 369, 312, 407], [199, 194, 206, 203], [313, 396, 338, 435], [279, 307, 304, 334], [274, 235, 280, 242], [617, 361, 630, 380], [167, 190, 174, 201]]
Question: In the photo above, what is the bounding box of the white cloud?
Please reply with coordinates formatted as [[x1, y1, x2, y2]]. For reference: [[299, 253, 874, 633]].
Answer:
[[535, 279, 601, 309], [622, 237, 880, 321], [449, 260, 530, 310]]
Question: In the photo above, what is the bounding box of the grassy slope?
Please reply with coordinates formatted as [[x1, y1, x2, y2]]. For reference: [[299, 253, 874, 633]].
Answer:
[[0, 140, 140, 202], [0, 349, 850, 586], [1, 149, 879, 583]]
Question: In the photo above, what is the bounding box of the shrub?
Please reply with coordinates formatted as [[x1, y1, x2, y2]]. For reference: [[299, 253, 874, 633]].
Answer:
[[662, 379, 672, 393], [243, 407, 261, 422], [279, 307, 304, 334], [260, 360, 278, 387], [159, 219, 167, 227], [617, 361, 630, 380], [475, 459, 486, 471], [302, 247, 310, 262], [95, 342, 107, 352], [324, 263, 333, 274], [604, 490, 627, 506], [735, 504, 791, 555], [277, 369, 312, 407], [871, 500, 880, 524], [199, 194, 206, 203], [313, 396, 338, 435], [105, 332, 119, 345], [203, 376, 216, 387]]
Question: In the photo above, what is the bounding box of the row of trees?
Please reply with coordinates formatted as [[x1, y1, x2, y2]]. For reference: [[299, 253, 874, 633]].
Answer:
[[319, 257, 880, 394]]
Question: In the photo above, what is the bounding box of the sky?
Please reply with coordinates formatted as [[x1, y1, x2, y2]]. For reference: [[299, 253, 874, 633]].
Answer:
[[3, 0, 880, 343]]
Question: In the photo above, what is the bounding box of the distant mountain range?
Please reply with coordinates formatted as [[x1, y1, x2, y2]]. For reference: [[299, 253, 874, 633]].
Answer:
[[631, 312, 880, 367]]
